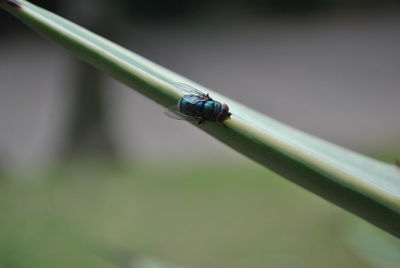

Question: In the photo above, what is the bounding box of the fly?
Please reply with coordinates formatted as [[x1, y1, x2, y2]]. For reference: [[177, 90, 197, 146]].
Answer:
[[165, 83, 231, 125]]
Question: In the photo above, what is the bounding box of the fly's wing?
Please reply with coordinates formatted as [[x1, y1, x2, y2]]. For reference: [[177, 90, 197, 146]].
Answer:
[[164, 106, 200, 121], [173, 82, 212, 100]]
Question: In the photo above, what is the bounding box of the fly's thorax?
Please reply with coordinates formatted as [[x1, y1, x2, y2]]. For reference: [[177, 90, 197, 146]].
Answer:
[[202, 101, 222, 121]]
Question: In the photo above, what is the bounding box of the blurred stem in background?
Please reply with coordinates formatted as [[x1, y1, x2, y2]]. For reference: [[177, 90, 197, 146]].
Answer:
[[61, 0, 121, 158], [63, 62, 115, 157]]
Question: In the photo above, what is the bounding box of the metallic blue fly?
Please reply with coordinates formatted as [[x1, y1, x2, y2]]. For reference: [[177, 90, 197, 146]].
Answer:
[[165, 83, 231, 124]]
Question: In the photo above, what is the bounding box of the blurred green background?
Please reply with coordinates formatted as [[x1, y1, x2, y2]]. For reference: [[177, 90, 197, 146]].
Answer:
[[1, 0, 400, 267]]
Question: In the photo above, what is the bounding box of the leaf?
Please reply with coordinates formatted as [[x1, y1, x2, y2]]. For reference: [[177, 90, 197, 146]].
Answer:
[[1, 0, 400, 237]]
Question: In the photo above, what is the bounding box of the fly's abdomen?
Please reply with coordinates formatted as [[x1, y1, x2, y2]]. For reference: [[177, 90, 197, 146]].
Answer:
[[179, 94, 204, 117]]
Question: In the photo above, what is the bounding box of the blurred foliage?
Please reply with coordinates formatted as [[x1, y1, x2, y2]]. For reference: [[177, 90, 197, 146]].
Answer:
[[2, 0, 400, 34], [248, 0, 335, 14], [344, 223, 400, 268], [1, 159, 399, 267], [122, 0, 204, 20], [247, 0, 400, 14]]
